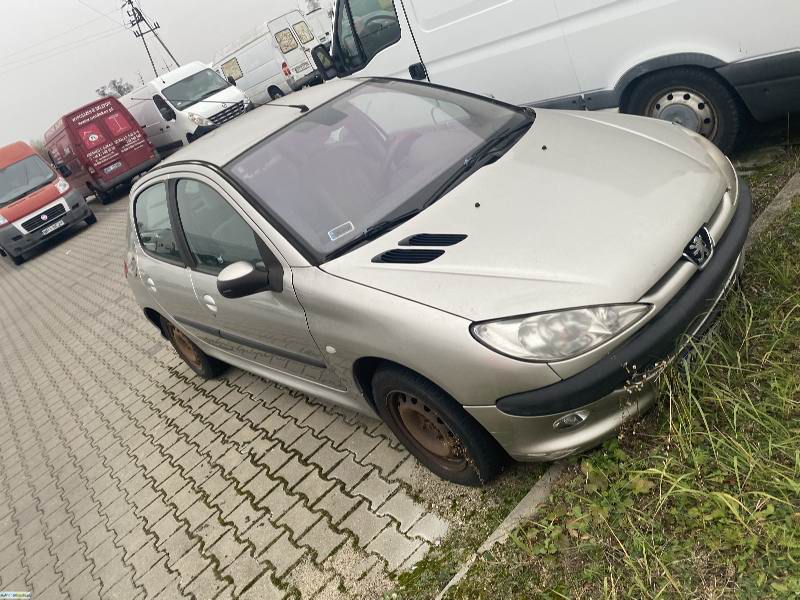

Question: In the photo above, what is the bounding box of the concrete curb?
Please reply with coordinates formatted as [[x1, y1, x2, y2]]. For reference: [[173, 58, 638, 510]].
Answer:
[[435, 462, 566, 600], [745, 172, 800, 251], [434, 170, 800, 600]]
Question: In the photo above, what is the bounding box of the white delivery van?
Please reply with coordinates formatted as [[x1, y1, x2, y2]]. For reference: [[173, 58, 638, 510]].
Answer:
[[121, 61, 251, 155], [305, 8, 333, 48], [269, 10, 323, 90], [313, 0, 800, 153]]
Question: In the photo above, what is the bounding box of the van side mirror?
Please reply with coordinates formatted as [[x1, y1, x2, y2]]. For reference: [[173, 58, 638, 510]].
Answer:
[[311, 44, 339, 81], [217, 261, 270, 299], [159, 106, 177, 122], [55, 164, 72, 178]]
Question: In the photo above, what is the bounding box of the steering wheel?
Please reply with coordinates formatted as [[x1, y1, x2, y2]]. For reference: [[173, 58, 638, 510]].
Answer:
[[379, 133, 420, 182], [363, 14, 396, 33]]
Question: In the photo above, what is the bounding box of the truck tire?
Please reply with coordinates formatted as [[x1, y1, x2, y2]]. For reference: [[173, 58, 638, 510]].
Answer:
[[11, 254, 25, 266], [623, 67, 745, 155], [269, 87, 285, 100], [85, 211, 97, 225]]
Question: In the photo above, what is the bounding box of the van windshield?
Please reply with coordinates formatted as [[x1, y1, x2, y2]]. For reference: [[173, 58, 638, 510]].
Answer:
[[163, 69, 231, 110], [0, 155, 56, 207], [226, 80, 532, 262]]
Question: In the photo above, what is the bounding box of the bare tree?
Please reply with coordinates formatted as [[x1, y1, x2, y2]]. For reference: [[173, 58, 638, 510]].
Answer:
[[96, 78, 135, 98], [28, 139, 49, 161]]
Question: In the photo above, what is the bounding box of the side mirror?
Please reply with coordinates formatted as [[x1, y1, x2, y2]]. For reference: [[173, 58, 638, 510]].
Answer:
[[56, 164, 72, 178], [311, 44, 339, 81], [159, 106, 177, 122], [217, 261, 269, 299]]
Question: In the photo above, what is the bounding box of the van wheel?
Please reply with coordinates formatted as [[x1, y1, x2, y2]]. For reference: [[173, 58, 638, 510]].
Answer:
[[161, 317, 228, 379], [371, 365, 506, 486], [11, 254, 25, 266], [623, 67, 744, 154], [269, 87, 285, 100], [85, 211, 97, 225]]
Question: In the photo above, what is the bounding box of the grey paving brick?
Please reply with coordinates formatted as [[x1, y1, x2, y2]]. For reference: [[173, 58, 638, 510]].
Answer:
[[328, 454, 371, 492], [340, 502, 390, 547], [408, 512, 450, 543], [313, 484, 359, 524], [278, 501, 320, 541], [366, 525, 422, 570], [261, 530, 305, 578], [299, 518, 346, 563], [353, 470, 399, 510], [240, 571, 285, 600]]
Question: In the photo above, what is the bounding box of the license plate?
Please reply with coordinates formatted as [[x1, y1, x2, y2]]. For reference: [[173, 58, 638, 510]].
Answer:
[[41, 219, 65, 236], [295, 61, 311, 73], [104, 161, 123, 174]]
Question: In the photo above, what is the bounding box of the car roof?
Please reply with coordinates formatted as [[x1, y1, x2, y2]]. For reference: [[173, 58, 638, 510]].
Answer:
[[158, 79, 363, 168]]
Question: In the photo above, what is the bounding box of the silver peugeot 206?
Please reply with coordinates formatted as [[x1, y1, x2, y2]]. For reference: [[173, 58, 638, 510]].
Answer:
[[126, 78, 750, 486]]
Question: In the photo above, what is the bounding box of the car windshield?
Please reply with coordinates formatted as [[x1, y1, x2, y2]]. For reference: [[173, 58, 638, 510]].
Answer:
[[226, 80, 530, 261], [0, 154, 56, 207], [162, 69, 230, 110]]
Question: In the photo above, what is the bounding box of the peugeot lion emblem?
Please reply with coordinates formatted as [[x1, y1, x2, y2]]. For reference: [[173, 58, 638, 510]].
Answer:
[[683, 227, 714, 269], [41, 214, 48, 221]]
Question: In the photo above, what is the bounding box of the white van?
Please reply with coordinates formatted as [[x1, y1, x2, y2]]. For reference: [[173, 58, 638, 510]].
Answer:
[[313, 0, 800, 153], [305, 8, 332, 48], [121, 61, 251, 155], [212, 11, 322, 104]]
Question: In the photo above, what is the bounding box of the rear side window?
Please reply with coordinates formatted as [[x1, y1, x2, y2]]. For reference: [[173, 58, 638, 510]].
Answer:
[[134, 183, 182, 265], [293, 21, 314, 44], [175, 179, 265, 275], [221, 57, 243, 82], [275, 28, 299, 54]]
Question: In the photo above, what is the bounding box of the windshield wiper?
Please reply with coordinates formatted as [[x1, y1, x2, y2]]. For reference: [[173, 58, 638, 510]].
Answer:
[[2, 179, 53, 205], [423, 120, 533, 209], [325, 208, 421, 261]]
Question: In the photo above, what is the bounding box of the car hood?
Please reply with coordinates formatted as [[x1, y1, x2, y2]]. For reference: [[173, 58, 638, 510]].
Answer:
[[187, 86, 248, 118], [322, 110, 731, 321], [0, 179, 62, 223]]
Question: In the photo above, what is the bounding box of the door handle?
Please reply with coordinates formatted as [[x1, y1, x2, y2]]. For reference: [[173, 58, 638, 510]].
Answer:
[[142, 274, 157, 293], [202, 294, 218, 313]]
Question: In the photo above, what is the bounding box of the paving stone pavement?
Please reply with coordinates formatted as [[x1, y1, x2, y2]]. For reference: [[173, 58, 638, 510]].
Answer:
[[0, 199, 452, 599]]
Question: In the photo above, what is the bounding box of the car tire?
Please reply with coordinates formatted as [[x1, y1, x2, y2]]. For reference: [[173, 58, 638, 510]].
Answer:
[[371, 364, 506, 486], [269, 87, 286, 100], [623, 67, 745, 155], [161, 317, 228, 379], [11, 254, 25, 266], [85, 212, 97, 225]]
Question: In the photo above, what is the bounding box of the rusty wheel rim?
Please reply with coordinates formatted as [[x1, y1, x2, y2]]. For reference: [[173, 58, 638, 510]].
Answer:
[[167, 322, 202, 370], [387, 391, 469, 474]]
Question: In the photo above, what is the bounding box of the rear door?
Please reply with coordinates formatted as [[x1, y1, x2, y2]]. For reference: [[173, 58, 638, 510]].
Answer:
[[132, 180, 200, 336], [68, 99, 153, 186], [269, 15, 314, 77], [171, 175, 344, 389]]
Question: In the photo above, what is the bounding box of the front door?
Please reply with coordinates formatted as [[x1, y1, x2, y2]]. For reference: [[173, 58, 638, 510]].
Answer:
[[171, 176, 345, 390]]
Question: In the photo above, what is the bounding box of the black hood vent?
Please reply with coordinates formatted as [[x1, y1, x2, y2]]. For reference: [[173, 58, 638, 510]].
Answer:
[[400, 233, 467, 247], [373, 249, 445, 264]]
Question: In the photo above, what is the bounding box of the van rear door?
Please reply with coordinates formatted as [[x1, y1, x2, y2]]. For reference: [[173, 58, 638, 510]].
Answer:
[[269, 14, 315, 80], [68, 99, 153, 185]]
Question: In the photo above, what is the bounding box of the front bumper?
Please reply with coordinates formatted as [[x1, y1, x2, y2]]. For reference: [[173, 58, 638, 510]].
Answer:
[[0, 191, 91, 258], [467, 179, 752, 461]]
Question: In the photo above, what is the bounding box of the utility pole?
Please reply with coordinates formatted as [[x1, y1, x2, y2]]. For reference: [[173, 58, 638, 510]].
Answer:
[[125, 0, 179, 77]]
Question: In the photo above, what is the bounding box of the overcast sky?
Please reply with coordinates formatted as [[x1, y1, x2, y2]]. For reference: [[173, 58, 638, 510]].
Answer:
[[0, 0, 333, 142]]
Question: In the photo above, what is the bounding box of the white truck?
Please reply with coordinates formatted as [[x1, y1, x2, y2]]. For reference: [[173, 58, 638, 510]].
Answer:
[[121, 61, 251, 156], [305, 8, 333, 49], [213, 10, 322, 104], [312, 0, 800, 153]]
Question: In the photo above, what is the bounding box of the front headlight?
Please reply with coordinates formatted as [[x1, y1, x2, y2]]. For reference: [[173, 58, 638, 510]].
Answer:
[[55, 178, 70, 194], [471, 304, 651, 362], [0, 215, 8, 226], [187, 112, 214, 127]]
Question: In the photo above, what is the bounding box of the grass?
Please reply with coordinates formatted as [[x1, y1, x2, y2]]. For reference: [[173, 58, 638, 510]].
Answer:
[[437, 169, 800, 597], [389, 149, 800, 599]]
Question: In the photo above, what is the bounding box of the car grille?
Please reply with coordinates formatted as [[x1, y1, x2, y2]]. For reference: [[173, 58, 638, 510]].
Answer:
[[209, 101, 246, 125], [21, 203, 66, 233]]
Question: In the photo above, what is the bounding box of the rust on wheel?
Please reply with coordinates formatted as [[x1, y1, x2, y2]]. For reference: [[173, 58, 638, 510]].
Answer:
[[387, 390, 469, 474], [166, 322, 203, 371]]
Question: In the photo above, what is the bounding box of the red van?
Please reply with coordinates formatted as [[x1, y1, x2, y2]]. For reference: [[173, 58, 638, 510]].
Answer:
[[0, 141, 96, 265], [44, 97, 159, 204]]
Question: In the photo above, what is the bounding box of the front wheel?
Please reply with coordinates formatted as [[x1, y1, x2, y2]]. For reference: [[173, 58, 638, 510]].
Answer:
[[162, 317, 228, 379], [623, 67, 745, 155], [268, 87, 285, 100], [11, 254, 25, 266], [85, 211, 97, 225], [372, 365, 506, 486]]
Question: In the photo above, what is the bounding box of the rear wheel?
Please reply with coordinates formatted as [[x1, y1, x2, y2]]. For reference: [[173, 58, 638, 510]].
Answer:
[[623, 67, 744, 154], [11, 254, 25, 266], [269, 87, 286, 100], [162, 317, 228, 379], [85, 211, 97, 225], [372, 365, 506, 486], [91, 186, 113, 205]]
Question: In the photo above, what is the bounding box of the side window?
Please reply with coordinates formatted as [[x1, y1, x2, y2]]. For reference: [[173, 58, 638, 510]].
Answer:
[[175, 179, 265, 275], [292, 21, 315, 44], [134, 183, 183, 265], [275, 28, 299, 54], [152, 95, 175, 120], [336, 0, 401, 72]]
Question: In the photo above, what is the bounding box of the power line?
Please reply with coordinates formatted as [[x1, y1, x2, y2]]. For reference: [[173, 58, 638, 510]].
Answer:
[[2, 26, 123, 68], [123, 0, 178, 77], [0, 29, 127, 75], [0, 8, 119, 60], [74, 0, 127, 29]]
